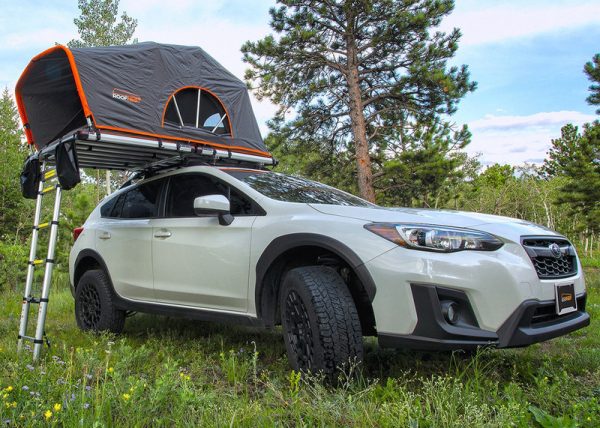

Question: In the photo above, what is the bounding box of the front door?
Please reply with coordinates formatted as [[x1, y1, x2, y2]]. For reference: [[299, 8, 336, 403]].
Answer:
[[151, 173, 256, 312]]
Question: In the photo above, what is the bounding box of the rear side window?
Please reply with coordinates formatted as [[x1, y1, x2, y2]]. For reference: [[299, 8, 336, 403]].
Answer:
[[121, 180, 162, 218], [102, 180, 163, 219], [100, 196, 118, 217]]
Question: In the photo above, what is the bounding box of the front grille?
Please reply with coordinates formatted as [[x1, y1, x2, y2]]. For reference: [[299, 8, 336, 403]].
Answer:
[[522, 236, 577, 279]]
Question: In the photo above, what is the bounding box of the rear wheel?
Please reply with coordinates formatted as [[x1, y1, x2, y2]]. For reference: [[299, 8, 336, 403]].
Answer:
[[75, 269, 125, 333], [280, 266, 363, 377]]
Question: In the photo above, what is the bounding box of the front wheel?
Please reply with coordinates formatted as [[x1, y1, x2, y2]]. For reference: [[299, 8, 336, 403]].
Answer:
[[75, 269, 125, 333], [280, 266, 363, 377]]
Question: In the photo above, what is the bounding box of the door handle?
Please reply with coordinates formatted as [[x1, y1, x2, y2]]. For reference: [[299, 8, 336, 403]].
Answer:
[[98, 231, 111, 240], [154, 230, 172, 239]]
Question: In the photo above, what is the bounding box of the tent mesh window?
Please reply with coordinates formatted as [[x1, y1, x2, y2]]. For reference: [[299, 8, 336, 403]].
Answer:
[[164, 88, 231, 135]]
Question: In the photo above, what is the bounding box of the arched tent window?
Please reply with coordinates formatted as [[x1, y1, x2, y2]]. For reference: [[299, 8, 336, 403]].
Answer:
[[163, 87, 232, 135]]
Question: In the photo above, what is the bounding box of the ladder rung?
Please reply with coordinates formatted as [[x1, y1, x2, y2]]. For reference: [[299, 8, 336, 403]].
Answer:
[[41, 185, 56, 194], [43, 169, 57, 180], [34, 220, 58, 231], [18, 335, 44, 345], [29, 259, 54, 266], [23, 296, 49, 304]]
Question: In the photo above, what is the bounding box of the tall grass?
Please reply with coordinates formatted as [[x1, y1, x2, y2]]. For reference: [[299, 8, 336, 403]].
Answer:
[[1, 270, 598, 426]]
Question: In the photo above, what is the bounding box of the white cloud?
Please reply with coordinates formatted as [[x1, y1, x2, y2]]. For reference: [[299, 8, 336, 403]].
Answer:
[[441, 0, 600, 46], [465, 110, 596, 165]]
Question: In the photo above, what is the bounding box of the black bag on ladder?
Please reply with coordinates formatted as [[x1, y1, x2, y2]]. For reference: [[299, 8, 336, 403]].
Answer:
[[55, 141, 81, 190], [20, 155, 41, 199]]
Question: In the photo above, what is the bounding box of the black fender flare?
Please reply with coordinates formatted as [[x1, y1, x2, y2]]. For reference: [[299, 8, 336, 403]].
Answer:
[[254, 233, 377, 320], [73, 249, 113, 290]]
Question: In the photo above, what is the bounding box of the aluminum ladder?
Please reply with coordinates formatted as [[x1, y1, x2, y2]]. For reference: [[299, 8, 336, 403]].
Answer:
[[17, 163, 62, 360]]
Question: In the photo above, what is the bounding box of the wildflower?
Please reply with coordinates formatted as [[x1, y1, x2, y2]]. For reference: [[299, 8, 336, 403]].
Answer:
[[70, 393, 76, 401], [5, 386, 13, 393], [85, 386, 91, 392], [22, 386, 29, 391], [53, 403, 62, 412], [26, 364, 34, 371], [107, 367, 114, 374], [44, 410, 52, 420], [122, 393, 131, 401], [83, 403, 90, 409], [2, 394, 7, 400], [85, 374, 93, 380], [10, 402, 16, 408]]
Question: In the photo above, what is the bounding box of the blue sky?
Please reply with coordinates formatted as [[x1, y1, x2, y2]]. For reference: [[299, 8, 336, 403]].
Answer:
[[1, 0, 598, 166]]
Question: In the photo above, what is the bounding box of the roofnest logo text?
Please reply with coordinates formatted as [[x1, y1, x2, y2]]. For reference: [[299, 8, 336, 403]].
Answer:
[[112, 88, 141, 103]]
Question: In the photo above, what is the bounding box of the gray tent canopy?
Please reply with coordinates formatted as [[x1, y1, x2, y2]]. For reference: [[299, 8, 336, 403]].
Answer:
[[16, 42, 272, 169]]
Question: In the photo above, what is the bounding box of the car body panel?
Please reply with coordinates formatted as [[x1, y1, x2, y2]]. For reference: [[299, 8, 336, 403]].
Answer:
[[69, 165, 589, 350]]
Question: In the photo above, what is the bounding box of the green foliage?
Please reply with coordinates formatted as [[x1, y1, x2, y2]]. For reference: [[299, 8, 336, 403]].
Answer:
[[0, 243, 28, 293], [375, 119, 473, 207], [584, 53, 600, 114], [543, 123, 600, 233], [68, 0, 137, 48], [244, 0, 475, 200], [0, 271, 598, 425], [0, 88, 29, 243]]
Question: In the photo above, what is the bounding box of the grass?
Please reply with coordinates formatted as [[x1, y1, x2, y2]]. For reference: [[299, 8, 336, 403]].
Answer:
[[0, 269, 598, 426]]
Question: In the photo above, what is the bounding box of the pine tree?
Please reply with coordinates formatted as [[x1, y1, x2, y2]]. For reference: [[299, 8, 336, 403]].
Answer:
[[243, 0, 475, 202], [543, 123, 600, 233], [68, 0, 137, 48], [68, 0, 138, 194], [0, 88, 28, 242], [584, 53, 600, 114]]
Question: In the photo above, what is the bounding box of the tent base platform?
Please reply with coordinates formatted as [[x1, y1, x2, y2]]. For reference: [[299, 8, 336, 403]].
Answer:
[[36, 129, 274, 173]]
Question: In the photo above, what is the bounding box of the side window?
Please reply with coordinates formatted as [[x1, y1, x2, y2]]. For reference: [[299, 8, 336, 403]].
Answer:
[[100, 196, 117, 217], [100, 193, 125, 218], [120, 180, 162, 219], [167, 175, 221, 217], [166, 174, 264, 217]]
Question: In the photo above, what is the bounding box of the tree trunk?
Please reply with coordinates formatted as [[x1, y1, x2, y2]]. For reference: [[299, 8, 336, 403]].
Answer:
[[345, 31, 375, 202]]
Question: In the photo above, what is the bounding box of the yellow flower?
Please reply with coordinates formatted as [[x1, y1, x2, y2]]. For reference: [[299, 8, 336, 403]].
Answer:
[[122, 393, 131, 401], [44, 410, 53, 420], [107, 367, 114, 374], [10, 401, 17, 408], [53, 403, 62, 412], [2, 393, 7, 400], [5, 386, 13, 393]]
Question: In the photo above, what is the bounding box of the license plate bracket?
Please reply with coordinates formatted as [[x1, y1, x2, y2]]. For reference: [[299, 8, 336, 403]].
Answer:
[[555, 283, 577, 315]]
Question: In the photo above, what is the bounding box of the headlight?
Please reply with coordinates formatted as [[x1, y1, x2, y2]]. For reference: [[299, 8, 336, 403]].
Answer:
[[364, 223, 504, 252]]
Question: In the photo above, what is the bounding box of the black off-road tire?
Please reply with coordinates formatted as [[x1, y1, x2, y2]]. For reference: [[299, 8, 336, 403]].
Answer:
[[75, 269, 125, 333], [280, 266, 363, 378]]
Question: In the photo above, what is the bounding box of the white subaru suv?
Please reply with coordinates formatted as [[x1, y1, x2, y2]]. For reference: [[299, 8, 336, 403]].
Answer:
[[69, 165, 589, 374]]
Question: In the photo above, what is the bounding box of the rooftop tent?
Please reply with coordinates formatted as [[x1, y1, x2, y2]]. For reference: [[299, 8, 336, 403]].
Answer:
[[15, 42, 270, 161]]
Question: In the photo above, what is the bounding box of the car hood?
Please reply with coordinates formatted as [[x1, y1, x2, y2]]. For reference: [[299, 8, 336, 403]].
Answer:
[[308, 204, 560, 242]]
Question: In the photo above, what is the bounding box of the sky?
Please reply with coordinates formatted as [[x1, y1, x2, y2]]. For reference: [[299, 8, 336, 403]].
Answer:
[[0, 0, 598, 166]]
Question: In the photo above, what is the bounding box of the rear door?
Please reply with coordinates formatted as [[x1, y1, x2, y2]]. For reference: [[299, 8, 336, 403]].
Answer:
[[95, 178, 165, 302], [151, 173, 261, 312]]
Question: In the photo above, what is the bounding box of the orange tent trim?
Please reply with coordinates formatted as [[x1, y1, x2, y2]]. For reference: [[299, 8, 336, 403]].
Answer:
[[15, 45, 95, 148]]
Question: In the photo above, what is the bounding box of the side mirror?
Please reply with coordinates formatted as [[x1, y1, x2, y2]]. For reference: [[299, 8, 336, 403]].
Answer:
[[193, 194, 233, 226]]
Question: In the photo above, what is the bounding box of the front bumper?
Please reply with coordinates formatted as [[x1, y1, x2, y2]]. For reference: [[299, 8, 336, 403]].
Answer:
[[378, 283, 590, 350]]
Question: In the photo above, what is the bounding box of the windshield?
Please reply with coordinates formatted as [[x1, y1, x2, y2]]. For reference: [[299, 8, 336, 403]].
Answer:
[[224, 170, 375, 207]]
